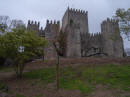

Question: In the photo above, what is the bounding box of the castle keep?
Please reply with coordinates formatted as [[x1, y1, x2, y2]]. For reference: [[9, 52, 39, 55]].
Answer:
[[27, 8, 124, 59]]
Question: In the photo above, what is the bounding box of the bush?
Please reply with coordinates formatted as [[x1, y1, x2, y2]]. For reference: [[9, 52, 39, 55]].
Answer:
[[0, 28, 47, 78]]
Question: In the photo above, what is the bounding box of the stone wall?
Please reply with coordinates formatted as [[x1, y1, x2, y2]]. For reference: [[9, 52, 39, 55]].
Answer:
[[27, 8, 125, 59], [44, 20, 60, 60], [27, 20, 44, 36], [62, 8, 89, 57], [62, 8, 89, 34], [65, 23, 81, 57], [81, 33, 104, 57], [101, 18, 124, 57]]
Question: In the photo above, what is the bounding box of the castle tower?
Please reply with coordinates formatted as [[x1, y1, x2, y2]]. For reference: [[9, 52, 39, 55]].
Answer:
[[65, 23, 81, 57], [44, 20, 60, 60], [62, 8, 88, 57], [27, 20, 45, 37], [27, 20, 40, 32], [101, 18, 124, 57], [62, 8, 89, 34]]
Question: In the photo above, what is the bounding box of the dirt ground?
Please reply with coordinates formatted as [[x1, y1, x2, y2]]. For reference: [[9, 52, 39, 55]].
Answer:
[[0, 57, 130, 97], [2, 79, 130, 97], [26, 57, 130, 69]]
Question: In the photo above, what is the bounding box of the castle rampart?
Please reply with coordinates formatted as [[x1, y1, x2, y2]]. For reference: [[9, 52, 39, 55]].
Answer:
[[27, 8, 124, 59], [101, 18, 124, 57], [27, 20, 44, 36], [62, 8, 89, 34], [44, 20, 60, 60]]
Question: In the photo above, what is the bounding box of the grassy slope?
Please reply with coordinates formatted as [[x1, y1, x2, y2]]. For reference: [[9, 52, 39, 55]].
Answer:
[[23, 64, 130, 95]]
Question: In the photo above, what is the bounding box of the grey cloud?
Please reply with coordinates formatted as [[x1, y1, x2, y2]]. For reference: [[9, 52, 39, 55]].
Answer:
[[0, 0, 130, 48]]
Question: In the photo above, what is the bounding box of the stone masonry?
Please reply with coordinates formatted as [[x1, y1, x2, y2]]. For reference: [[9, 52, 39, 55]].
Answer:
[[27, 20, 45, 36], [101, 18, 124, 57], [64, 23, 81, 57], [44, 20, 60, 60], [27, 8, 125, 59]]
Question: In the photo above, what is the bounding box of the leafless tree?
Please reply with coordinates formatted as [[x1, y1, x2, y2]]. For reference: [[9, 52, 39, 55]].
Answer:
[[51, 32, 63, 90], [0, 16, 10, 33], [0, 16, 25, 33], [9, 19, 25, 29]]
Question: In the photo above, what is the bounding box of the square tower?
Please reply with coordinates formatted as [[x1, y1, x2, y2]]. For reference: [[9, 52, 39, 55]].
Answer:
[[62, 8, 89, 34]]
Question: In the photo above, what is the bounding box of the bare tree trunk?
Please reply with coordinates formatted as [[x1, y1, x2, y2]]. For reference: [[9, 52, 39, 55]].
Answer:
[[52, 41, 60, 90], [56, 54, 60, 90]]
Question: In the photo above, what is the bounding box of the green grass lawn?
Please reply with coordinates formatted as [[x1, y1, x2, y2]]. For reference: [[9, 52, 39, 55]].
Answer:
[[23, 64, 130, 95]]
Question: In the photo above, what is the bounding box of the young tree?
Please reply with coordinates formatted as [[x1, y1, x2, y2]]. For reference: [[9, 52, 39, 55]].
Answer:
[[52, 31, 65, 90], [114, 8, 130, 40], [53, 41, 60, 90], [57, 31, 66, 56], [0, 28, 46, 78]]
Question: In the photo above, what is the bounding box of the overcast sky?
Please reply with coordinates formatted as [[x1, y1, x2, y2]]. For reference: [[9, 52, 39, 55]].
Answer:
[[0, 0, 130, 48]]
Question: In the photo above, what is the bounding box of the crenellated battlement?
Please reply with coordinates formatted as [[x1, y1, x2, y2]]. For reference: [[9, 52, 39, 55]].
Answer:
[[28, 20, 40, 27], [44, 20, 60, 60], [27, 20, 45, 37], [102, 18, 118, 25], [26, 7, 124, 58], [100, 18, 124, 57], [46, 20, 60, 25], [27, 20, 40, 31], [88, 32, 102, 38], [101, 18, 119, 35], [68, 7, 88, 15]]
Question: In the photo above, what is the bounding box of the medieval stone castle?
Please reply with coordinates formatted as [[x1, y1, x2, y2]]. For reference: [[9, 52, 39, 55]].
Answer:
[[27, 8, 125, 59]]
